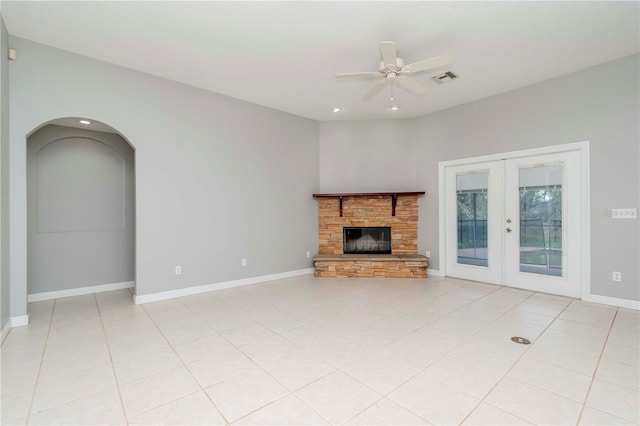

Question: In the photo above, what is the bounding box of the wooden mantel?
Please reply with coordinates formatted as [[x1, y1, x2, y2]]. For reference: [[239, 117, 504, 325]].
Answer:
[[312, 191, 425, 217]]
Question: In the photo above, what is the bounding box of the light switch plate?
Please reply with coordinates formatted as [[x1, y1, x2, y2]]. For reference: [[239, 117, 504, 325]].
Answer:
[[611, 208, 637, 219]]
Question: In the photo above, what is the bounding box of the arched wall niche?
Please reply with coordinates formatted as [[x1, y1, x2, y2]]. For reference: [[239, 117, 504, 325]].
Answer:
[[25, 117, 137, 301]]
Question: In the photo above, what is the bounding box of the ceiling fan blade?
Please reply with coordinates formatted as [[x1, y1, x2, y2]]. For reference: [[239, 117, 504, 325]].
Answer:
[[403, 54, 453, 73], [335, 71, 384, 80], [396, 76, 427, 96], [362, 80, 388, 102], [380, 41, 397, 66]]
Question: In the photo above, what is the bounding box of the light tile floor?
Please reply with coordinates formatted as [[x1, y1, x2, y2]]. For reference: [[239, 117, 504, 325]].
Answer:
[[2, 275, 639, 425]]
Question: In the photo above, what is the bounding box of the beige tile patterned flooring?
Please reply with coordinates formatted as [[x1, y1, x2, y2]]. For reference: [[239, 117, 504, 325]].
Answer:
[[1, 275, 638, 425]]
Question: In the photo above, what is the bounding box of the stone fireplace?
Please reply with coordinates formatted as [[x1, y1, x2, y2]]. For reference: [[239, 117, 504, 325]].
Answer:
[[312, 192, 428, 278]]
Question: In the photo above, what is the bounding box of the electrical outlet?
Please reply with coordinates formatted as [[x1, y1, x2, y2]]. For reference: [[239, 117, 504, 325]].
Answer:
[[175, 266, 182, 275], [612, 271, 621, 282], [425, 251, 431, 258], [306, 251, 311, 258], [241, 258, 247, 266]]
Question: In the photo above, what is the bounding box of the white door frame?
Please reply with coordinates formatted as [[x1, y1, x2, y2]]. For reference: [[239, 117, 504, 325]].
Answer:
[[438, 141, 590, 300]]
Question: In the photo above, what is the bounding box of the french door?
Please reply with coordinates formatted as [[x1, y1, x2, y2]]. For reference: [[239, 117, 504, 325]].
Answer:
[[444, 150, 583, 297]]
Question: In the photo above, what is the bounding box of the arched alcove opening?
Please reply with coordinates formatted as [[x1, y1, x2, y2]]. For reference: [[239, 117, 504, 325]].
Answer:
[[26, 117, 136, 302]]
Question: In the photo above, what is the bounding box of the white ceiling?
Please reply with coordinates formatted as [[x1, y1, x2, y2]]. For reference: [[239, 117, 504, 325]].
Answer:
[[2, 1, 638, 122]]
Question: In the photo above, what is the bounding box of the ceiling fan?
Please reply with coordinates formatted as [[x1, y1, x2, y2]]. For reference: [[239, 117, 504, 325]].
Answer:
[[335, 41, 453, 101]]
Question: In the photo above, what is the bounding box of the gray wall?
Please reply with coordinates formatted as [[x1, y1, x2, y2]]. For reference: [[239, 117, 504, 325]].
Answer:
[[319, 119, 415, 192], [320, 54, 640, 302], [27, 125, 135, 295], [1, 15, 10, 331], [9, 38, 319, 317]]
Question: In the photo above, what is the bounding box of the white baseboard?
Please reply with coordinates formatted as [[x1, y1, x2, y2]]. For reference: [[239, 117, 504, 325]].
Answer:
[[28, 281, 135, 303], [583, 294, 640, 310], [11, 314, 29, 327], [427, 268, 444, 277], [1, 320, 11, 344], [134, 268, 314, 305]]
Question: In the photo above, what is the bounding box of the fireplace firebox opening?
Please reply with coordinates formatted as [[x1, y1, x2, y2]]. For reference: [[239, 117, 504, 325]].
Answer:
[[343, 226, 392, 254]]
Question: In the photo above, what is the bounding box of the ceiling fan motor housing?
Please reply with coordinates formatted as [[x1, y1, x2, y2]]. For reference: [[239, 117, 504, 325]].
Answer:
[[379, 58, 404, 74]]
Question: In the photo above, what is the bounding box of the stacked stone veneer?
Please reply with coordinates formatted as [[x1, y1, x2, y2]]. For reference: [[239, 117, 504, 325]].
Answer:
[[314, 194, 427, 278], [314, 254, 427, 278]]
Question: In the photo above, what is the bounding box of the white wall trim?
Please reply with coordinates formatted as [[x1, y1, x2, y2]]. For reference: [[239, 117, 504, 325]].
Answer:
[[579, 143, 592, 303], [27, 281, 135, 302], [438, 160, 447, 278], [1, 321, 12, 344], [584, 294, 640, 311], [11, 314, 29, 327], [134, 269, 314, 305], [427, 268, 444, 277], [439, 141, 591, 168]]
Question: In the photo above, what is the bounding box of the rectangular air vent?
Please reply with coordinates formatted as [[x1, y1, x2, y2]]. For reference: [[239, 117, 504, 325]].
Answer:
[[432, 71, 458, 84]]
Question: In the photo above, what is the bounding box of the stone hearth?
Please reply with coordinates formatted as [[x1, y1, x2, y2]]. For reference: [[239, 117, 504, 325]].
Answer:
[[313, 253, 428, 278]]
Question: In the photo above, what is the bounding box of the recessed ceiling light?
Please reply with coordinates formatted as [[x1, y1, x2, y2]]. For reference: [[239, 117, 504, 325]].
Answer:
[[79, 119, 91, 125], [391, 105, 399, 111], [332, 107, 341, 113]]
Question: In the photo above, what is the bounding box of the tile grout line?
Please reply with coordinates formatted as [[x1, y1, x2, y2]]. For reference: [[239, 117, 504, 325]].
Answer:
[[212, 290, 352, 409], [464, 297, 623, 422], [14, 282, 490, 425], [6, 278, 634, 426], [349, 282, 524, 423], [336, 281, 508, 425], [153, 281, 579, 425], [457, 291, 574, 425], [94, 293, 131, 426], [339, 283, 499, 422], [191, 285, 419, 424], [238, 280, 422, 424], [23, 299, 56, 426], [338, 349, 441, 424], [30, 280, 628, 425], [498, 301, 621, 409], [575, 307, 619, 425], [139, 300, 232, 425], [344, 281, 504, 363], [173, 293, 335, 425], [409, 300, 528, 424], [385, 286, 632, 423]]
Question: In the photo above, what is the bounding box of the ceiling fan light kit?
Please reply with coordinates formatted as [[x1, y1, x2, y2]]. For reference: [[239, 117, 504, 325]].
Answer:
[[335, 41, 454, 103]]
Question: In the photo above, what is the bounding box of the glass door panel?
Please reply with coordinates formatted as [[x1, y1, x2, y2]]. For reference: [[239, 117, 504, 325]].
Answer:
[[456, 172, 489, 267], [518, 164, 564, 277], [445, 161, 503, 285]]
